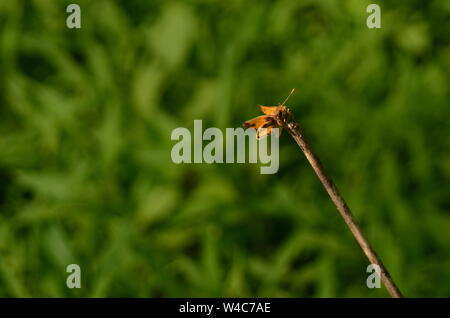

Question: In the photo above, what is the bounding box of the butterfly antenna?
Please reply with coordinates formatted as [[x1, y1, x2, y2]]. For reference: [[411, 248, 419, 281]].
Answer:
[[281, 88, 296, 106]]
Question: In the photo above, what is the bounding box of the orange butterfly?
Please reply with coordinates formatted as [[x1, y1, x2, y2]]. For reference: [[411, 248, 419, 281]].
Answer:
[[243, 88, 295, 139]]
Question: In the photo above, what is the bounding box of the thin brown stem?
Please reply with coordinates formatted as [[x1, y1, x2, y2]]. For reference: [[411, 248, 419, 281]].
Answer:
[[285, 121, 403, 298]]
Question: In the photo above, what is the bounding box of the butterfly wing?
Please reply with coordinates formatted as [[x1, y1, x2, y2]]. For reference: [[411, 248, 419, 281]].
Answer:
[[256, 126, 272, 139], [243, 115, 273, 130], [258, 105, 281, 116]]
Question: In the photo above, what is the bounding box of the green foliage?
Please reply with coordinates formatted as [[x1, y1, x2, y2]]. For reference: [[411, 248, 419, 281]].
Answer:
[[0, 0, 449, 297]]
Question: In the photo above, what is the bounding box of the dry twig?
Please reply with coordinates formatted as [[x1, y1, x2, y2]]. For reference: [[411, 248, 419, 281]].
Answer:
[[244, 89, 403, 297]]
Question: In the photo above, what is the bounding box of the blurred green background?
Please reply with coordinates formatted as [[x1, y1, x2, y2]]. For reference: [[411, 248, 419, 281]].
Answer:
[[0, 0, 449, 297]]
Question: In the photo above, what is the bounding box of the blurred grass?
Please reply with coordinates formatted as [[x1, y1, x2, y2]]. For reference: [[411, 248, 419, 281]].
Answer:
[[0, 0, 449, 297]]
